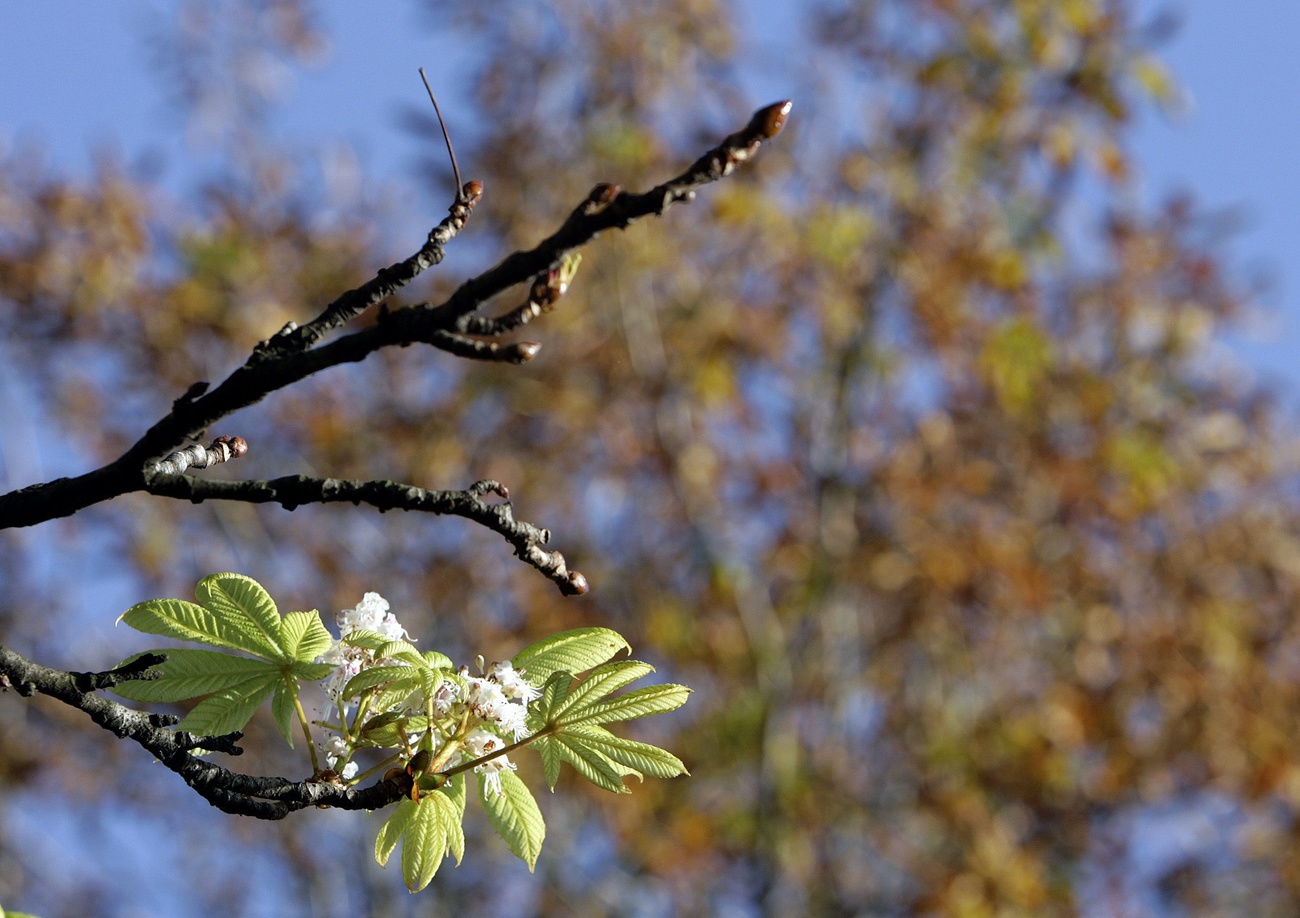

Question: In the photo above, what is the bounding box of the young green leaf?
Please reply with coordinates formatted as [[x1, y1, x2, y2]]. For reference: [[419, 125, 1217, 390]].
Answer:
[[270, 680, 297, 746], [480, 769, 546, 871], [175, 673, 280, 737], [529, 671, 573, 726], [109, 649, 276, 703], [556, 683, 692, 727], [562, 725, 688, 779], [551, 660, 655, 721], [533, 735, 563, 789], [118, 599, 270, 657], [402, 793, 453, 892], [375, 798, 417, 867], [341, 664, 421, 699], [279, 610, 333, 662], [553, 732, 633, 794], [193, 573, 286, 660], [441, 775, 467, 865], [512, 628, 630, 683]]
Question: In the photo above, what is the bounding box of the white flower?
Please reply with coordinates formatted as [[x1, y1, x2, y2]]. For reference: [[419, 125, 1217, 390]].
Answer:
[[465, 676, 509, 721], [324, 735, 349, 766], [431, 680, 461, 716], [336, 592, 412, 642], [339, 761, 359, 781], [465, 728, 516, 796], [490, 660, 541, 702], [489, 698, 530, 741]]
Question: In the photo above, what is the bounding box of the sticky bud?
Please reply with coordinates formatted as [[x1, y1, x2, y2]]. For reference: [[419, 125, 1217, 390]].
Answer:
[[750, 100, 793, 139], [462, 180, 484, 203], [509, 342, 541, 363], [213, 435, 249, 459], [565, 570, 590, 596]]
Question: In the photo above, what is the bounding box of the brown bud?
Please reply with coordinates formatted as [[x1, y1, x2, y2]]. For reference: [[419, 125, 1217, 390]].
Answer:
[[750, 100, 793, 139], [462, 180, 484, 203], [223, 436, 249, 459], [508, 342, 542, 363], [565, 570, 590, 596]]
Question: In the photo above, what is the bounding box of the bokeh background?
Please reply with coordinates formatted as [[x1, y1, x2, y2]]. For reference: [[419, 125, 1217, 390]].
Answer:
[[4, 2, 1300, 915]]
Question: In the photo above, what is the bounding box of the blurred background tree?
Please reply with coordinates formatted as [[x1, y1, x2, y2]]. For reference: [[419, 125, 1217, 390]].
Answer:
[[3, 0, 1298, 915]]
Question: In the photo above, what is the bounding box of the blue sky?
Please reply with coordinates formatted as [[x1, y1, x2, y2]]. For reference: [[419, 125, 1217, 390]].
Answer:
[[2, 2, 1299, 389]]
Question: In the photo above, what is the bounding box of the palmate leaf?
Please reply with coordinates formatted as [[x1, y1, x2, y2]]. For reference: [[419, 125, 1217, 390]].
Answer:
[[512, 628, 630, 684], [480, 769, 546, 871]]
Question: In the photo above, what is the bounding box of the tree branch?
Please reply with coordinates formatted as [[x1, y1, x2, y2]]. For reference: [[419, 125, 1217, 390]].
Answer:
[[0, 643, 414, 820], [142, 475, 589, 595], [0, 101, 793, 597]]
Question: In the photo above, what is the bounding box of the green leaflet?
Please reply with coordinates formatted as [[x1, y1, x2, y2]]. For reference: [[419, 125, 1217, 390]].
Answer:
[[551, 660, 655, 720], [270, 680, 297, 746], [279, 610, 333, 662], [401, 788, 465, 892], [375, 798, 416, 866], [512, 628, 630, 683], [110, 649, 276, 703], [193, 573, 286, 659], [175, 675, 279, 737], [555, 683, 692, 727], [480, 769, 546, 871], [534, 735, 563, 789], [552, 731, 632, 794], [562, 725, 688, 779]]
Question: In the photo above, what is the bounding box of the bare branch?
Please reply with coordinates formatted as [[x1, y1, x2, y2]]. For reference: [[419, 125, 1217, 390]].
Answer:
[[0, 99, 792, 594], [142, 475, 590, 595]]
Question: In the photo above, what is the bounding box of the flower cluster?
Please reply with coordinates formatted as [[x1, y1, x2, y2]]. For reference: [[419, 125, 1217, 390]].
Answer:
[[318, 591, 411, 707], [316, 593, 539, 795]]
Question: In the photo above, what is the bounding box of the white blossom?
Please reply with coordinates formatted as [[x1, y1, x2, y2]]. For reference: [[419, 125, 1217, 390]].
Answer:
[[490, 660, 541, 702]]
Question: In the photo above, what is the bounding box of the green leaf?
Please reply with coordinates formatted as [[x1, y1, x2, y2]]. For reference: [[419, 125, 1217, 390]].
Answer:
[[553, 732, 632, 794], [531, 671, 573, 725], [270, 680, 297, 746], [176, 674, 278, 737], [290, 661, 334, 682], [194, 573, 285, 659], [557, 683, 692, 727], [552, 661, 655, 720], [280, 611, 333, 662], [109, 649, 276, 702], [441, 774, 467, 865], [421, 650, 455, 670], [512, 628, 630, 683], [479, 769, 546, 871], [119, 599, 272, 658], [402, 794, 447, 892], [534, 735, 563, 789], [375, 641, 426, 668], [564, 725, 688, 779], [375, 798, 416, 866], [341, 665, 419, 699]]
